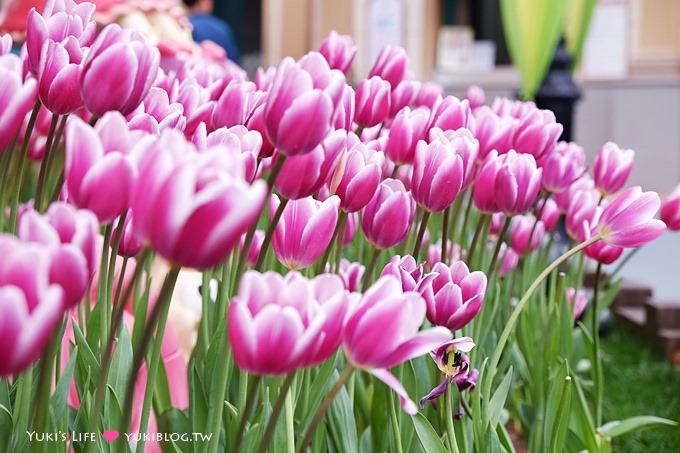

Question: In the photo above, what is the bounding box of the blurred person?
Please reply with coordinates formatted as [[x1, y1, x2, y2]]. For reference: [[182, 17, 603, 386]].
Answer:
[[183, 0, 239, 61]]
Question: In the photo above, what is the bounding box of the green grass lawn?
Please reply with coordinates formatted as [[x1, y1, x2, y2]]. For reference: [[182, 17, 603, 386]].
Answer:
[[601, 324, 680, 452]]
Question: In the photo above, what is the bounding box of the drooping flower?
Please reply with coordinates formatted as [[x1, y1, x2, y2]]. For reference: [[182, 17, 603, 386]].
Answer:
[[228, 271, 352, 375], [343, 276, 452, 413], [271, 195, 340, 270], [419, 337, 477, 408]]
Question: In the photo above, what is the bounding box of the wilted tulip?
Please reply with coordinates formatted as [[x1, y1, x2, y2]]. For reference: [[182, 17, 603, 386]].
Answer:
[[329, 139, 383, 212], [342, 276, 452, 413], [384, 107, 431, 165], [411, 139, 464, 212], [509, 215, 545, 256], [80, 24, 160, 116], [132, 130, 267, 269], [319, 31, 356, 74], [361, 179, 415, 249], [355, 76, 391, 128], [272, 195, 339, 270], [0, 235, 64, 375], [419, 261, 487, 330], [380, 255, 424, 292], [420, 337, 477, 407], [64, 113, 144, 223], [228, 271, 352, 374], [369, 45, 408, 89], [541, 141, 587, 193], [660, 184, 680, 231], [593, 142, 634, 195]]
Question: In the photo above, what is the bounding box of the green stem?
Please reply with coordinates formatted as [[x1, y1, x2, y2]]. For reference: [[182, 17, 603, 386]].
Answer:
[[34, 113, 59, 210], [297, 365, 354, 453], [467, 214, 489, 266], [233, 374, 263, 453], [484, 236, 601, 399], [448, 195, 464, 248], [258, 372, 297, 453], [203, 330, 230, 453], [0, 139, 17, 231], [361, 247, 381, 292], [441, 206, 450, 262], [458, 190, 474, 244], [333, 211, 348, 273], [254, 197, 288, 271], [97, 224, 113, 350], [8, 100, 41, 233], [120, 266, 181, 443], [487, 216, 512, 276], [445, 387, 460, 453], [285, 386, 295, 453], [592, 263, 603, 426], [32, 324, 61, 436], [390, 389, 404, 453], [412, 210, 431, 261]]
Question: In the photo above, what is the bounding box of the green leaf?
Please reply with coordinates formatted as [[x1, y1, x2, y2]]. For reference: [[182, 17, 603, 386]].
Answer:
[[328, 370, 358, 453], [107, 326, 133, 399], [73, 321, 100, 379], [410, 413, 447, 453], [0, 403, 12, 451], [599, 416, 678, 438], [52, 349, 77, 423], [489, 367, 513, 428]]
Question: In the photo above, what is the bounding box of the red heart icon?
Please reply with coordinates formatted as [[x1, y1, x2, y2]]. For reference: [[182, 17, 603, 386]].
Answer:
[[102, 430, 119, 442]]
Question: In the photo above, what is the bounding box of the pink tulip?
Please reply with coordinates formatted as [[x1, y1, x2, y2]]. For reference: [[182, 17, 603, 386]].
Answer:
[[265, 56, 343, 155], [583, 239, 623, 265], [380, 255, 424, 292], [342, 212, 358, 245], [473, 106, 514, 159], [509, 215, 545, 256], [555, 174, 595, 213], [132, 130, 267, 269], [489, 213, 505, 236], [362, 179, 416, 249], [338, 259, 364, 292], [411, 139, 464, 212], [245, 103, 275, 158], [384, 107, 431, 165], [660, 184, 680, 231], [115, 211, 143, 258], [128, 87, 186, 134], [593, 142, 634, 195], [342, 275, 452, 413], [429, 127, 480, 190], [254, 66, 275, 90], [25, 0, 96, 76], [538, 197, 560, 232], [229, 271, 352, 375], [414, 83, 443, 109], [513, 109, 563, 160], [0, 54, 38, 151], [419, 261, 487, 330], [355, 76, 391, 128], [492, 98, 536, 119], [64, 113, 144, 223], [319, 31, 356, 74], [212, 80, 265, 128], [333, 84, 356, 130], [565, 190, 600, 242], [541, 141, 587, 193], [37, 38, 84, 114], [566, 288, 587, 319], [80, 24, 160, 116], [390, 80, 419, 117], [498, 243, 519, 276], [369, 45, 408, 89], [596, 186, 666, 247], [429, 96, 472, 132], [465, 85, 485, 111], [420, 337, 477, 408], [473, 150, 542, 215], [171, 78, 215, 136], [239, 229, 265, 266], [275, 129, 346, 200], [0, 234, 64, 375], [272, 195, 340, 270], [329, 139, 383, 212], [428, 240, 462, 269]]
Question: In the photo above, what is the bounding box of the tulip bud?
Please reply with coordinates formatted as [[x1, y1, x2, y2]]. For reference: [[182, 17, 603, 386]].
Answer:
[[272, 195, 340, 270], [498, 243, 519, 276], [538, 197, 560, 232], [384, 107, 431, 165], [329, 139, 383, 212], [369, 45, 408, 89], [419, 261, 487, 330], [541, 141, 587, 193], [660, 184, 680, 231], [465, 85, 485, 111], [37, 38, 84, 114], [240, 230, 265, 266], [80, 24, 160, 116], [566, 288, 587, 320], [411, 140, 464, 212], [593, 142, 634, 195], [319, 31, 356, 74], [362, 179, 416, 249], [509, 215, 545, 256], [428, 127, 479, 190], [355, 76, 391, 128], [229, 271, 351, 375], [115, 211, 143, 258]]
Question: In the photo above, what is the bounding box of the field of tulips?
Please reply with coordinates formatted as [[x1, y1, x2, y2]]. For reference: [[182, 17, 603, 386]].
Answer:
[[1, 1, 679, 452]]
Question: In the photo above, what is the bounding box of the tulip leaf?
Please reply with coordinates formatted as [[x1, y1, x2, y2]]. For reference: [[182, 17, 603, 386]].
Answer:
[[496, 422, 516, 453], [328, 370, 358, 453], [156, 408, 192, 451], [598, 416, 678, 438], [107, 326, 132, 400], [569, 374, 598, 452], [51, 350, 77, 424], [489, 366, 514, 428], [72, 321, 100, 384], [0, 403, 12, 452], [410, 412, 447, 453]]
